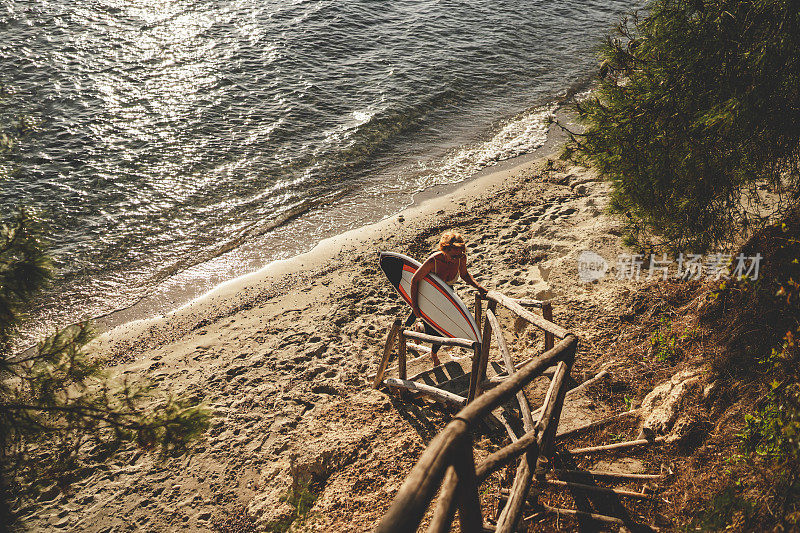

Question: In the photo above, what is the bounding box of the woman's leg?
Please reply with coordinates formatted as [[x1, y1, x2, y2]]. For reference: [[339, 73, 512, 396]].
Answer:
[[404, 312, 442, 366], [423, 322, 442, 366]]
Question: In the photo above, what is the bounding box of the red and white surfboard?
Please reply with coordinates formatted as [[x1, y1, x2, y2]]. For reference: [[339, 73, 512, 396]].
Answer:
[[379, 251, 481, 344]]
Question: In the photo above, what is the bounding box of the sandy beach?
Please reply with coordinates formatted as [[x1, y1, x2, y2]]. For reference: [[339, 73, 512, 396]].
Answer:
[[7, 1, 797, 529], [19, 142, 637, 531]]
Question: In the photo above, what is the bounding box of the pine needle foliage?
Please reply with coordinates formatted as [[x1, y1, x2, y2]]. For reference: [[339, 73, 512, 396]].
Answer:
[[566, 0, 800, 252], [0, 107, 210, 513], [0, 210, 210, 492]]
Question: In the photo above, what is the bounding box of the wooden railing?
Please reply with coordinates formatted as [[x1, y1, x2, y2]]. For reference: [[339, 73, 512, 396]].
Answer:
[[374, 290, 577, 533]]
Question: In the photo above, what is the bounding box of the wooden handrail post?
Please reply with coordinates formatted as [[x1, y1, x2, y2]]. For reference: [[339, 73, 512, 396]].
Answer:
[[374, 319, 401, 388], [427, 467, 458, 533], [398, 329, 407, 380], [378, 335, 578, 533], [375, 422, 468, 533], [496, 448, 535, 533], [543, 302, 554, 350], [474, 301, 495, 397], [467, 341, 482, 403], [486, 306, 534, 432], [539, 359, 572, 458], [474, 292, 482, 331], [453, 435, 483, 533]]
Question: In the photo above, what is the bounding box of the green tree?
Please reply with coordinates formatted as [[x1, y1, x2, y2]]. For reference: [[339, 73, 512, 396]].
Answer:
[[565, 0, 800, 251], [0, 103, 209, 524]]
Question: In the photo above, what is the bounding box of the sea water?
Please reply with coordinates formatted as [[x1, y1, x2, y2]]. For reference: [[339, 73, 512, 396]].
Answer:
[[0, 0, 644, 340]]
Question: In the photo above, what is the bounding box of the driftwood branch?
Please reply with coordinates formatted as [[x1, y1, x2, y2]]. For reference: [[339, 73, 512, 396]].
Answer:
[[566, 369, 609, 396], [529, 369, 611, 419], [537, 479, 658, 501], [568, 436, 670, 456], [553, 469, 662, 481]]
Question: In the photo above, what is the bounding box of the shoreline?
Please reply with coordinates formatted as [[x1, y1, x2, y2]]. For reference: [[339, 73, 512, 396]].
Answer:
[[91, 107, 576, 358], [25, 119, 637, 531]]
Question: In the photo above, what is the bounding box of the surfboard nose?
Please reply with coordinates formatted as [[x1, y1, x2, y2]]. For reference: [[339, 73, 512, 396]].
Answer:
[[379, 252, 405, 287]]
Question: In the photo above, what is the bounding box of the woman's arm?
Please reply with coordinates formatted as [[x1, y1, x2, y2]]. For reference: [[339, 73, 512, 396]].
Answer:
[[410, 257, 435, 317], [460, 256, 487, 294]]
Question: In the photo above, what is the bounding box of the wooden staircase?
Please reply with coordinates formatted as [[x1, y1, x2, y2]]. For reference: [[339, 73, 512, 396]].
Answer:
[[372, 291, 669, 532]]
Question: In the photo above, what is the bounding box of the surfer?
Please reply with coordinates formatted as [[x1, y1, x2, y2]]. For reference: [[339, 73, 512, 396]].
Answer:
[[408, 231, 488, 366]]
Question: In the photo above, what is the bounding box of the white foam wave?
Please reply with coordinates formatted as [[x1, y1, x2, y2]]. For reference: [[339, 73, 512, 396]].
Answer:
[[415, 103, 557, 191]]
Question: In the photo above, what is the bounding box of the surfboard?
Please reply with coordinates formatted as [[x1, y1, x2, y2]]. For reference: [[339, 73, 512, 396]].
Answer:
[[379, 251, 481, 344]]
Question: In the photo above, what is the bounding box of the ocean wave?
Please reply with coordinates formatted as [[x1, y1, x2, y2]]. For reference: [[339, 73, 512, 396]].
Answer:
[[1, 0, 648, 338], [408, 104, 558, 192]]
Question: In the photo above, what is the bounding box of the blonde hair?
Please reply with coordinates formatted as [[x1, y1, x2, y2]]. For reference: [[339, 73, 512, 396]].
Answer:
[[438, 231, 466, 252]]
